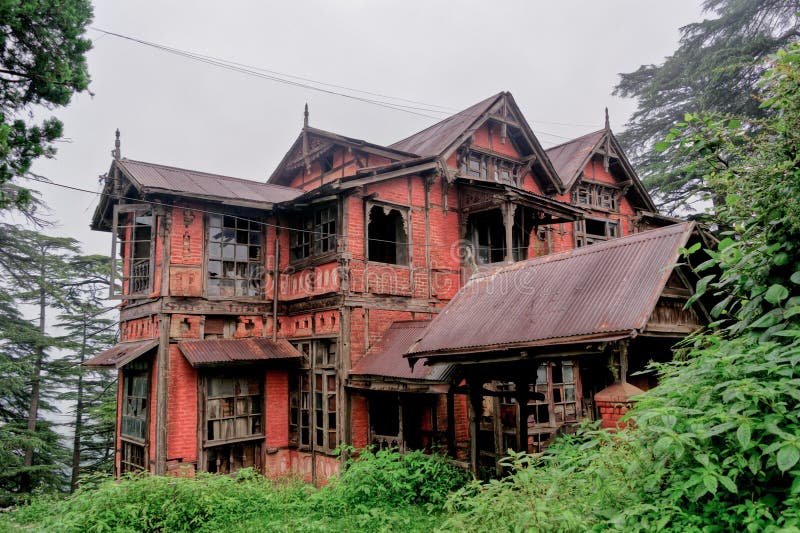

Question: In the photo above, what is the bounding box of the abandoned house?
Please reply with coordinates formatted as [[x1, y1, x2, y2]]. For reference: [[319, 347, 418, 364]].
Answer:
[[86, 91, 706, 480]]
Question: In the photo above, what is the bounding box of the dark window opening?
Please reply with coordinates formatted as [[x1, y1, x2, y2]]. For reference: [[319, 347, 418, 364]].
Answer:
[[207, 215, 263, 297], [367, 205, 408, 265], [466, 208, 530, 264], [322, 152, 335, 173], [290, 205, 337, 261], [575, 218, 619, 247], [121, 441, 146, 473], [572, 183, 618, 211], [370, 393, 400, 447], [121, 371, 148, 442], [207, 442, 261, 473]]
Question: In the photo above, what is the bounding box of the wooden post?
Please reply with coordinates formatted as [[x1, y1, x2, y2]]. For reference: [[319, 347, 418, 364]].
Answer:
[[619, 340, 629, 384], [446, 387, 456, 458], [502, 202, 516, 263], [467, 377, 481, 476], [515, 378, 529, 454], [155, 314, 170, 475]]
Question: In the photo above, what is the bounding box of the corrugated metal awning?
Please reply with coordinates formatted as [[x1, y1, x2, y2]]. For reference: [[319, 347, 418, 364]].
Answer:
[[178, 337, 302, 368], [408, 222, 695, 361], [84, 339, 159, 368]]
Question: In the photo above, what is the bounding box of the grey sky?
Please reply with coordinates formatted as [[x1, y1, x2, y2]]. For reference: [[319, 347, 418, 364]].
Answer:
[[18, 0, 703, 255]]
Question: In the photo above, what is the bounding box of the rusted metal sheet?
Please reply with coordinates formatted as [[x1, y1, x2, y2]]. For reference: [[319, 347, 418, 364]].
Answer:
[[408, 222, 695, 359], [389, 93, 502, 156], [118, 159, 303, 205], [544, 130, 604, 190], [178, 337, 302, 367], [84, 338, 159, 368], [350, 321, 452, 382]]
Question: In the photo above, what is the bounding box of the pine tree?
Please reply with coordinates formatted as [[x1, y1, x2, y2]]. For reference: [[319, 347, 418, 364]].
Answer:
[[56, 255, 117, 491], [614, 0, 800, 214]]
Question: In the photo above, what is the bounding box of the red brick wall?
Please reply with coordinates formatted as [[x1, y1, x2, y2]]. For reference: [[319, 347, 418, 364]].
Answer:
[[351, 393, 369, 450], [166, 344, 198, 464], [265, 370, 289, 448], [121, 315, 159, 342]]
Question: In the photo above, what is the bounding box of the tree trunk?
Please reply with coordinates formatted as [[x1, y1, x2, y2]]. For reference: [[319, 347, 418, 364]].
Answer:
[[70, 309, 88, 492], [21, 254, 46, 491]]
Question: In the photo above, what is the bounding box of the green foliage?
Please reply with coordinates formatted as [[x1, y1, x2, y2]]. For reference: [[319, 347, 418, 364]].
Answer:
[[0, 450, 467, 533], [0, 0, 93, 211], [443, 41, 800, 532], [614, 0, 800, 214]]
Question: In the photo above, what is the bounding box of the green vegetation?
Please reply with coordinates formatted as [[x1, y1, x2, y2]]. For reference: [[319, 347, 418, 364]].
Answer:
[[0, 449, 467, 533]]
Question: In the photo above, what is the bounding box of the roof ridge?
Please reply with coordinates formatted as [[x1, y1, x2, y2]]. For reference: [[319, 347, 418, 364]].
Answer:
[[472, 222, 692, 281], [121, 158, 302, 191], [388, 92, 503, 150], [544, 128, 606, 152]]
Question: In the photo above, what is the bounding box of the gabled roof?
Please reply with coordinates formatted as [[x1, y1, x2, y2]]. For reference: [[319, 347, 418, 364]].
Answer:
[[349, 321, 451, 382], [92, 158, 304, 231], [84, 339, 158, 368], [545, 130, 606, 190], [178, 338, 301, 368], [390, 93, 502, 157], [390, 92, 563, 193], [267, 126, 418, 185], [118, 159, 303, 204], [545, 128, 656, 211], [408, 222, 696, 361]]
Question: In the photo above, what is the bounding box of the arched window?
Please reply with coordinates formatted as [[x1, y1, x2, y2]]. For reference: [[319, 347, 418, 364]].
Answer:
[[367, 204, 409, 265]]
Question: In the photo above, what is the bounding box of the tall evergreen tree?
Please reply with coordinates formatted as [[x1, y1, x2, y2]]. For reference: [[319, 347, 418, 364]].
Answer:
[[0, 226, 79, 497], [0, 0, 93, 212], [56, 255, 117, 491], [614, 0, 800, 214]]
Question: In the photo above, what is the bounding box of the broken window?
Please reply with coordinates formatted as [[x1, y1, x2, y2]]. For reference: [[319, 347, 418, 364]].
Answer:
[[527, 360, 581, 453], [207, 214, 264, 298], [289, 340, 338, 453], [367, 204, 408, 265], [574, 218, 619, 247], [369, 393, 401, 450], [572, 183, 618, 211], [204, 374, 264, 473], [290, 204, 337, 261], [120, 361, 149, 473], [111, 204, 155, 299]]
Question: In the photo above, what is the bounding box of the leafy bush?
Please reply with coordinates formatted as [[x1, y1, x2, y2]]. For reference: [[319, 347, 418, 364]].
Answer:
[[0, 449, 466, 532]]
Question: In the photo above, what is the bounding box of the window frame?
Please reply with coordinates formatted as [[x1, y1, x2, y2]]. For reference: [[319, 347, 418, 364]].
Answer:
[[110, 204, 156, 300], [205, 213, 265, 299], [574, 217, 620, 247], [571, 182, 619, 212], [202, 373, 265, 448], [289, 339, 338, 454], [365, 201, 410, 267], [119, 360, 151, 473], [289, 204, 338, 264]]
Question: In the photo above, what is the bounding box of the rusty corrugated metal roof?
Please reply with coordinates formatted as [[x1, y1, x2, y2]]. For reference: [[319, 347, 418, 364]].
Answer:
[[84, 339, 158, 368], [544, 130, 605, 190], [350, 321, 452, 382], [118, 159, 303, 206], [408, 222, 695, 359], [178, 337, 302, 367], [389, 93, 503, 156]]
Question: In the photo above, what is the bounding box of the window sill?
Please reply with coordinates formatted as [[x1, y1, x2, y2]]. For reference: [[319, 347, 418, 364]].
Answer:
[[120, 435, 146, 446], [288, 251, 339, 271], [366, 260, 410, 269], [203, 434, 265, 448]]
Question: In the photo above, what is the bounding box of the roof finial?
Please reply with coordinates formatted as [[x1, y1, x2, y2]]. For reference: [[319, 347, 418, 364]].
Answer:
[[604, 107, 610, 131], [303, 103, 309, 128], [112, 128, 121, 160]]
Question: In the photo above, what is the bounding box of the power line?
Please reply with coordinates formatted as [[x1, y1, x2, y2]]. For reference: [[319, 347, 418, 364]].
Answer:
[[89, 27, 601, 134], [23, 173, 591, 250]]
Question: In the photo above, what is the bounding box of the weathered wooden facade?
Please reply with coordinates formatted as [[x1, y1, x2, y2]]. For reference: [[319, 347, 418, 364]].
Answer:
[[87, 92, 703, 480]]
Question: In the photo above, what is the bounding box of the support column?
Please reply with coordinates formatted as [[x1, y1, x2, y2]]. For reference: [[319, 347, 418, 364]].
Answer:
[[501, 202, 517, 263], [155, 314, 170, 475], [446, 387, 456, 458], [467, 377, 482, 476]]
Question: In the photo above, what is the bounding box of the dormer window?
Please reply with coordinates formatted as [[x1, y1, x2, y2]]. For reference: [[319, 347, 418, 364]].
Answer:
[[572, 183, 618, 211], [460, 150, 519, 185]]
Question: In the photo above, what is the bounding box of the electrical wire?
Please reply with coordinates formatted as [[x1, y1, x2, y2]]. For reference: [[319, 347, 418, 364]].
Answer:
[[23, 173, 591, 250], [89, 27, 602, 134]]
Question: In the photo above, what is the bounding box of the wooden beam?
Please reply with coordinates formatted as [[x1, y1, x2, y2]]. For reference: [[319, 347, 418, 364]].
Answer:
[[155, 314, 170, 475]]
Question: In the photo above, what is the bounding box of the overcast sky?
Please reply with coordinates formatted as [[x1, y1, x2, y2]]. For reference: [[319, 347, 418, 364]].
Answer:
[[16, 0, 704, 255]]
